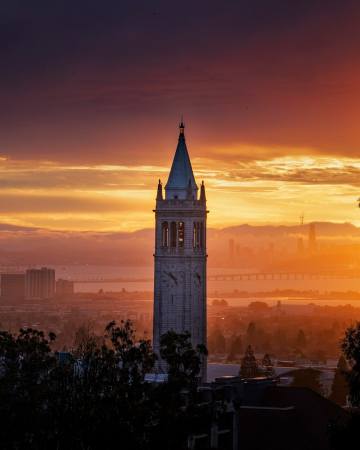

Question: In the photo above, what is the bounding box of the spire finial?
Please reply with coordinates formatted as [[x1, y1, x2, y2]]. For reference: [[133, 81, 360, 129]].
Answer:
[[200, 180, 206, 203], [179, 116, 185, 136], [156, 179, 163, 201]]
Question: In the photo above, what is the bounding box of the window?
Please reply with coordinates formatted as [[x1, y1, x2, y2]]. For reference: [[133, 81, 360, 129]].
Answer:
[[178, 222, 185, 247], [193, 222, 204, 248], [170, 222, 177, 247], [161, 222, 169, 247]]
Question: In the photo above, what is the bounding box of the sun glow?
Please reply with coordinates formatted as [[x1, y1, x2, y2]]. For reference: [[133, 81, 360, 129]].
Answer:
[[0, 154, 359, 231]]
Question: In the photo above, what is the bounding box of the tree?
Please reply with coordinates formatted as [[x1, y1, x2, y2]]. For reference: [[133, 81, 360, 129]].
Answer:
[[246, 322, 256, 345], [160, 330, 207, 387], [262, 353, 275, 377], [329, 355, 349, 406], [0, 321, 209, 450], [208, 329, 226, 354], [240, 345, 259, 378], [296, 329, 307, 349], [248, 301, 269, 313], [329, 324, 360, 449], [341, 321, 360, 406], [227, 335, 242, 361], [212, 299, 228, 307]]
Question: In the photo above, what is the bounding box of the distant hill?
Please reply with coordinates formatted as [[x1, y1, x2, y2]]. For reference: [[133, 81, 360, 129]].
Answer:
[[0, 221, 359, 266]]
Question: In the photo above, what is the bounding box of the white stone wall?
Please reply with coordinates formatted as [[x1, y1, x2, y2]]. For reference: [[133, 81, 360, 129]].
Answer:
[[153, 198, 207, 380]]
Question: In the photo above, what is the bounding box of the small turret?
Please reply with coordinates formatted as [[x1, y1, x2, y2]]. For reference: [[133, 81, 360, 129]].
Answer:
[[200, 180, 206, 203], [156, 179, 163, 201]]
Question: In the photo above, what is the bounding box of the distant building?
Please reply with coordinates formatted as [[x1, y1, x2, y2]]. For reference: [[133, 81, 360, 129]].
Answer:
[[1, 273, 25, 301], [56, 279, 74, 296], [25, 267, 55, 300]]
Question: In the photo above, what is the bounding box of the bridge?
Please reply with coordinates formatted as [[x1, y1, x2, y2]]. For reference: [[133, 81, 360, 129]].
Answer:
[[208, 271, 360, 281], [68, 271, 360, 283]]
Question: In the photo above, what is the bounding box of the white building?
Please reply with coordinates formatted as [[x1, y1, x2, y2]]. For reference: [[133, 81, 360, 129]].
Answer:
[[153, 122, 207, 380], [25, 267, 55, 300]]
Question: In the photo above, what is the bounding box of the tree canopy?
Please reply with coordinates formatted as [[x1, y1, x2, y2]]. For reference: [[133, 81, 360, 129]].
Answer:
[[0, 321, 208, 450]]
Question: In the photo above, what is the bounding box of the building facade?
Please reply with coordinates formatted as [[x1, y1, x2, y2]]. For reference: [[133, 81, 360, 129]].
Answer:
[[25, 267, 55, 300], [153, 122, 207, 380]]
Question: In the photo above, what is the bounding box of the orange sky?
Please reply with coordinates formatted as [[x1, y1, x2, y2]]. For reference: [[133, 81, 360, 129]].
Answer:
[[1, 1, 360, 232], [0, 149, 359, 231]]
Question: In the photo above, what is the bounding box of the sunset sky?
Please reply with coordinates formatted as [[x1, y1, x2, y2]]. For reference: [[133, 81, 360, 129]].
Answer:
[[1, 0, 360, 231]]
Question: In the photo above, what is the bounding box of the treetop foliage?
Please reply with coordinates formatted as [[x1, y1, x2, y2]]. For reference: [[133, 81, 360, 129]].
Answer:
[[0, 321, 208, 450]]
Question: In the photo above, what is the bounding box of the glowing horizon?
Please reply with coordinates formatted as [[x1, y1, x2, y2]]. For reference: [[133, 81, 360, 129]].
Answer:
[[0, 150, 359, 232]]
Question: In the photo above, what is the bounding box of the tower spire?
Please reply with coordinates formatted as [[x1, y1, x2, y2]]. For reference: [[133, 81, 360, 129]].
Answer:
[[165, 121, 198, 200], [179, 116, 185, 136]]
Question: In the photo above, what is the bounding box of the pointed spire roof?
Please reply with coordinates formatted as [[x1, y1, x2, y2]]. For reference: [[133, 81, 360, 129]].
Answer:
[[165, 121, 198, 200]]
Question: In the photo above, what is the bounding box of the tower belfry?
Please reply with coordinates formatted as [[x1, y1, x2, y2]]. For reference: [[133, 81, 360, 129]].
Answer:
[[153, 122, 207, 380]]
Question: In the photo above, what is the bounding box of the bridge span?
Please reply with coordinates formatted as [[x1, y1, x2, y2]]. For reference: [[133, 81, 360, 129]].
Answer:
[[69, 271, 360, 283]]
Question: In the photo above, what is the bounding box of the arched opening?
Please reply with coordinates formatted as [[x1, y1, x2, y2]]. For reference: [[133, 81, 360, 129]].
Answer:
[[193, 222, 199, 248], [178, 222, 185, 247], [161, 222, 169, 247], [193, 222, 204, 249], [170, 221, 177, 247]]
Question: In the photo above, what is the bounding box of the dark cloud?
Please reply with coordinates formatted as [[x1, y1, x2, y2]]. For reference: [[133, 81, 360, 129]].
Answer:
[[0, 0, 359, 162]]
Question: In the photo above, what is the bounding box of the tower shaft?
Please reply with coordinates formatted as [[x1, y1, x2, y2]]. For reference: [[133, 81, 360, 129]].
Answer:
[[153, 123, 207, 381]]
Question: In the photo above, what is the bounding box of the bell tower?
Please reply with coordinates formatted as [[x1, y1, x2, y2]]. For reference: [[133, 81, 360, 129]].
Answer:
[[153, 121, 207, 381]]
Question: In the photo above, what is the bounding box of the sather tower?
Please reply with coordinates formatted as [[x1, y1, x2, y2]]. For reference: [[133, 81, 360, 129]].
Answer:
[[153, 121, 207, 380]]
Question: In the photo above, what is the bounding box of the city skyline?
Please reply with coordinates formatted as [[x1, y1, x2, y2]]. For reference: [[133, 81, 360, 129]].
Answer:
[[1, 1, 360, 231]]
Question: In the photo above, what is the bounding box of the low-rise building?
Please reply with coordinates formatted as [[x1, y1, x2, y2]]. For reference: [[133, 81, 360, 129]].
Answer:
[[25, 267, 55, 300]]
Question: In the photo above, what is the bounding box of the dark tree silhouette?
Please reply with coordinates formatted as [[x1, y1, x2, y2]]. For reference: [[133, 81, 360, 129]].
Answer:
[[262, 353, 275, 377], [0, 322, 208, 450], [208, 329, 226, 354], [227, 335, 243, 361], [246, 322, 256, 345], [341, 321, 360, 407], [296, 329, 307, 349], [329, 323, 360, 449], [240, 345, 260, 378]]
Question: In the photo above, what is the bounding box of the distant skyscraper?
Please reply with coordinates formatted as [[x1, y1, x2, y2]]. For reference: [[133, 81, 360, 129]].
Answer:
[[25, 267, 55, 300], [153, 122, 207, 380], [308, 223, 317, 254]]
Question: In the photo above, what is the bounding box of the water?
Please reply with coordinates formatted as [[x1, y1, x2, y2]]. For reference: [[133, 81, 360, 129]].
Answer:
[[62, 265, 360, 296], [4, 265, 360, 304]]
